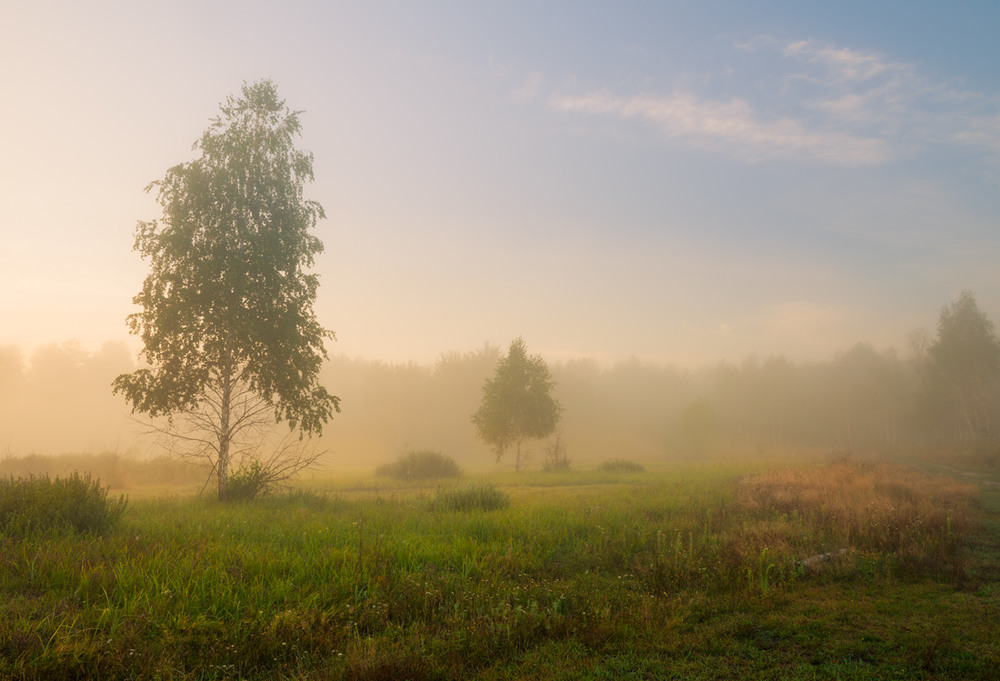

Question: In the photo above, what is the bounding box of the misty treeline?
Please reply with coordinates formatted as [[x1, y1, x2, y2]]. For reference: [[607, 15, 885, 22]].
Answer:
[[2, 291, 997, 467]]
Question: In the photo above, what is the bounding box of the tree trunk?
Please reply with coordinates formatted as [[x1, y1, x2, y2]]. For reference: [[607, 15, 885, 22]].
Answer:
[[515, 438, 522, 473], [218, 393, 230, 501], [217, 334, 234, 501]]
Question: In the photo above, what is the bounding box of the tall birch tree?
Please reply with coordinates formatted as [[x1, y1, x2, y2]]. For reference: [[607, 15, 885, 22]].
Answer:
[[113, 80, 339, 500]]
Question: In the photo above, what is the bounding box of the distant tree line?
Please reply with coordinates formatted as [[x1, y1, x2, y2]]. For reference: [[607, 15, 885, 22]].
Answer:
[[2, 291, 998, 467], [317, 290, 1000, 467]]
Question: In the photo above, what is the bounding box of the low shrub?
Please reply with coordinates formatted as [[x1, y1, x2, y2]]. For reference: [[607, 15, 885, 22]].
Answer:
[[0, 472, 127, 534], [598, 459, 645, 473], [375, 450, 462, 480], [429, 483, 509, 512], [224, 461, 271, 502]]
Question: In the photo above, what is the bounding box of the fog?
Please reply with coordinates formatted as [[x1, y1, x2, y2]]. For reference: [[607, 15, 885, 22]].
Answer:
[[0, 333, 933, 475]]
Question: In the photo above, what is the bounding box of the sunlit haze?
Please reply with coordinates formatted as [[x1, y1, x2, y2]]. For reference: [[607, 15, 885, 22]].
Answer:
[[2, 1, 999, 367]]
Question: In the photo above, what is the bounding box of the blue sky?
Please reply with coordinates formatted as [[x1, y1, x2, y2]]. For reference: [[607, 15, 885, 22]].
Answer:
[[2, 1, 998, 366]]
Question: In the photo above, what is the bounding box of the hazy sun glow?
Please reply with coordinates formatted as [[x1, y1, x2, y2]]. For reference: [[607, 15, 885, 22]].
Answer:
[[2, 3, 999, 372]]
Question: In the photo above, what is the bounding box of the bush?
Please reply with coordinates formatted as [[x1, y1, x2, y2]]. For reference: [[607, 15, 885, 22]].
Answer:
[[598, 459, 645, 473], [0, 472, 127, 535], [375, 450, 462, 480], [224, 461, 271, 502], [429, 483, 509, 512]]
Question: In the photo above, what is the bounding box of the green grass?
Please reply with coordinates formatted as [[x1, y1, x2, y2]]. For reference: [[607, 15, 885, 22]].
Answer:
[[1, 457, 998, 679], [429, 482, 510, 511]]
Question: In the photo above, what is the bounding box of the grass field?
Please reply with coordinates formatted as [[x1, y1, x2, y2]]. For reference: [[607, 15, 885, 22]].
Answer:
[[2, 455, 999, 679]]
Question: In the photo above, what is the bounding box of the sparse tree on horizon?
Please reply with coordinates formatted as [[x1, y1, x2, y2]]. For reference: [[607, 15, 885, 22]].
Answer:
[[921, 290, 1000, 445], [113, 80, 339, 500], [471, 337, 562, 472]]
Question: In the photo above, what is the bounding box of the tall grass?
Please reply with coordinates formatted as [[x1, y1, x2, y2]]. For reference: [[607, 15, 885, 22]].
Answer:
[[731, 457, 976, 575], [429, 483, 509, 511], [0, 457, 985, 680], [0, 472, 127, 535]]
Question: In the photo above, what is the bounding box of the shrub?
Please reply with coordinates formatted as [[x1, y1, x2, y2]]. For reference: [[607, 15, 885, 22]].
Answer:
[[429, 483, 509, 512], [598, 459, 645, 473], [375, 450, 462, 480], [0, 472, 127, 535], [224, 461, 271, 502]]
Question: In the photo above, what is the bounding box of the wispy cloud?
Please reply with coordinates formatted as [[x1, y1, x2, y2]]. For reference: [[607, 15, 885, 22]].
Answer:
[[544, 36, 1000, 167], [780, 38, 1000, 157], [549, 90, 890, 165], [782, 40, 898, 83]]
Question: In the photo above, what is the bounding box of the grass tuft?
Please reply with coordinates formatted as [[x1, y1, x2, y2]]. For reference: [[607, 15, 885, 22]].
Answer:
[[429, 483, 510, 511]]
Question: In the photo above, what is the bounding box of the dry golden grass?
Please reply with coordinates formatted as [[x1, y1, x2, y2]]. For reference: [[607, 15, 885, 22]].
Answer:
[[731, 457, 978, 575]]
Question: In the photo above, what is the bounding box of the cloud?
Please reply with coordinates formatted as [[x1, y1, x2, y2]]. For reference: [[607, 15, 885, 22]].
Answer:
[[780, 38, 1000, 157], [548, 90, 891, 165], [782, 40, 898, 83], [544, 36, 1000, 168]]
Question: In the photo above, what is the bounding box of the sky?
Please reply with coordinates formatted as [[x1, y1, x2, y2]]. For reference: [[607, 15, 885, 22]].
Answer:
[[2, 1, 999, 368]]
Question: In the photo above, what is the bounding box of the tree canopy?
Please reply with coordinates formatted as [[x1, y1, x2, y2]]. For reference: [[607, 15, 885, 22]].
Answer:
[[113, 80, 339, 500], [471, 338, 561, 471]]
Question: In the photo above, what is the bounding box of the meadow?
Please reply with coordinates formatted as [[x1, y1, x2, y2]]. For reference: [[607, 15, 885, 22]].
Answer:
[[2, 455, 999, 680]]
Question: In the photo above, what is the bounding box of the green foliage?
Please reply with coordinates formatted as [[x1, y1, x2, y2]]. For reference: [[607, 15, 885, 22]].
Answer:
[[471, 337, 562, 471], [598, 458, 646, 473], [0, 472, 126, 534], [375, 450, 462, 480], [223, 461, 271, 502], [112, 80, 339, 500], [429, 483, 510, 511]]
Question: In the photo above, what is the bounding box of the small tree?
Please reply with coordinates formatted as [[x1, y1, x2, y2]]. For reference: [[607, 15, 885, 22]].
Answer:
[[113, 80, 340, 500], [471, 338, 561, 471]]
